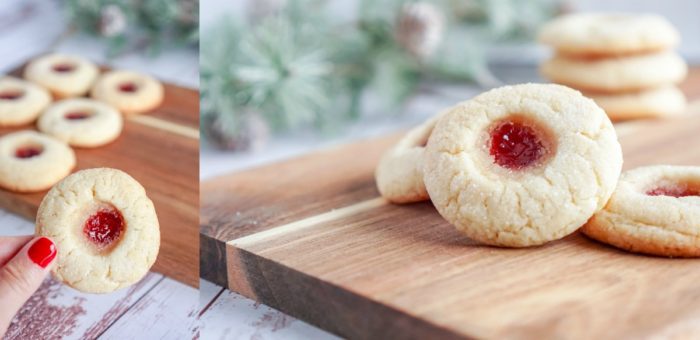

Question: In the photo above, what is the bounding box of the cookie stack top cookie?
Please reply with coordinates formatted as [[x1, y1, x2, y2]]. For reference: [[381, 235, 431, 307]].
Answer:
[[538, 13, 688, 121], [539, 13, 680, 57]]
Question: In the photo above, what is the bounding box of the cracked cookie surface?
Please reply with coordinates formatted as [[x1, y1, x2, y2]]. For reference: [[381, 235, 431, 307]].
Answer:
[[423, 83, 622, 247], [583, 165, 700, 257], [0, 130, 75, 192], [38, 98, 123, 148], [36, 168, 160, 293], [0, 76, 52, 127]]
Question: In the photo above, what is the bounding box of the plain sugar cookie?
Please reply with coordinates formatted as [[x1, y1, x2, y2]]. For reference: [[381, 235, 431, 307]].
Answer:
[[0, 77, 52, 127], [23, 53, 99, 98], [0, 131, 75, 193], [38, 98, 123, 148], [586, 86, 687, 121], [90, 70, 164, 114], [36, 168, 160, 293], [375, 114, 443, 203], [583, 165, 700, 257], [538, 13, 680, 56], [540, 51, 687, 93], [423, 84, 623, 247]]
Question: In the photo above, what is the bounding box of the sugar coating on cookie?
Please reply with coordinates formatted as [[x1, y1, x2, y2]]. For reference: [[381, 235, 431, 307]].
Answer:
[[423, 83, 623, 247], [23, 53, 99, 98], [0, 131, 75, 193], [583, 165, 700, 257], [91, 70, 164, 114], [375, 114, 443, 203], [586, 86, 687, 121], [36, 168, 160, 293], [540, 51, 687, 92], [0, 77, 52, 127], [538, 13, 680, 56], [38, 98, 124, 148]]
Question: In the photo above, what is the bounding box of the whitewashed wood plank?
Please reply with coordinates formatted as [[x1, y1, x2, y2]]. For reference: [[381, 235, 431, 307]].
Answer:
[[200, 279, 225, 311], [200, 289, 339, 340], [4, 273, 163, 340], [99, 278, 199, 340]]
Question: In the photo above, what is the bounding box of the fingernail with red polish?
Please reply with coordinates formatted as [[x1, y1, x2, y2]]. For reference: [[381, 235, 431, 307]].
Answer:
[[28, 237, 57, 268]]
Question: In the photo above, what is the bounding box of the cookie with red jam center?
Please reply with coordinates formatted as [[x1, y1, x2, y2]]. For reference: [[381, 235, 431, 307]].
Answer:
[[0, 130, 75, 193], [36, 168, 160, 293], [90, 70, 164, 115], [37, 98, 123, 148], [23, 53, 99, 98], [0, 77, 52, 127], [583, 165, 700, 257], [423, 83, 622, 247]]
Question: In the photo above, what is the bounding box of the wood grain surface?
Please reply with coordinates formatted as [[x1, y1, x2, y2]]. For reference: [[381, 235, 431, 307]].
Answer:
[[201, 68, 700, 338], [0, 61, 199, 287]]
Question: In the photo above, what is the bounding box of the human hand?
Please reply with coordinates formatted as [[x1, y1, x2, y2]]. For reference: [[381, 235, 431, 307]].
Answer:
[[0, 236, 57, 338]]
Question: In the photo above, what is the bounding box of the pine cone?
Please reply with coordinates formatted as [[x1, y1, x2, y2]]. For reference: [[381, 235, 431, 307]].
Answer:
[[99, 5, 127, 38], [396, 2, 445, 60], [203, 113, 270, 152]]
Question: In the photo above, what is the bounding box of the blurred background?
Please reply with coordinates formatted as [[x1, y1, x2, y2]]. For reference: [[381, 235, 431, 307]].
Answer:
[[200, 0, 700, 179], [0, 0, 199, 87]]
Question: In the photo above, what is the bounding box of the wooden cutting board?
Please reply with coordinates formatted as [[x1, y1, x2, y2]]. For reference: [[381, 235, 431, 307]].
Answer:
[[0, 61, 199, 287], [201, 68, 700, 339]]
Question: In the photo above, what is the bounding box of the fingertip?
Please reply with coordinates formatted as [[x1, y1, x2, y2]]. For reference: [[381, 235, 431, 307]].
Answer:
[[26, 236, 57, 270]]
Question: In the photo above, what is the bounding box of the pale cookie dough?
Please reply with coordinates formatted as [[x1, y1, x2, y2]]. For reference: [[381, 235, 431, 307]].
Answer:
[[586, 86, 687, 121], [91, 70, 164, 114], [375, 114, 442, 203], [38, 98, 123, 148], [0, 76, 51, 127], [423, 83, 623, 247], [538, 13, 680, 56], [36, 168, 160, 293], [540, 51, 687, 93], [0, 131, 75, 193], [583, 165, 700, 257], [23, 53, 99, 98]]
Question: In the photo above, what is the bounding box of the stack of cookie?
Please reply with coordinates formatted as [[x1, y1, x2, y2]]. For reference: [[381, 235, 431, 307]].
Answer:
[[0, 53, 164, 193], [376, 83, 700, 257], [538, 13, 688, 121]]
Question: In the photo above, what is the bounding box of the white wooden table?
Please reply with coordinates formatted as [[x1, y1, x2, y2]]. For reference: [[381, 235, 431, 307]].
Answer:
[[0, 1, 198, 338]]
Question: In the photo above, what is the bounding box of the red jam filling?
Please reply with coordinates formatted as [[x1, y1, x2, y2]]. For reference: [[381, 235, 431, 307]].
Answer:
[[118, 82, 138, 93], [0, 90, 23, 100], [65, 111, 91, 120], [15, 146, 43, 159], [646, 185, 700, 198], [490, 120, 547, 170], [52, 63, 75, 73], [83, 208, 124, 249]]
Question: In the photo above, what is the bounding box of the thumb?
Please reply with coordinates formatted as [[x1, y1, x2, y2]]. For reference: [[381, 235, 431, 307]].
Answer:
[[0, 237, 57, 335]]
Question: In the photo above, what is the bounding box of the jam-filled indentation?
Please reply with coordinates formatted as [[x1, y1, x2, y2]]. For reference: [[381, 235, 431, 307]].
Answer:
[[0, 90, 24, 100], [118, 82, 138, 93], [52, 63, 76, 73], [83, 207, 125, 250], [489, 118, 552, 170], [15, 144, 44, 159]]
